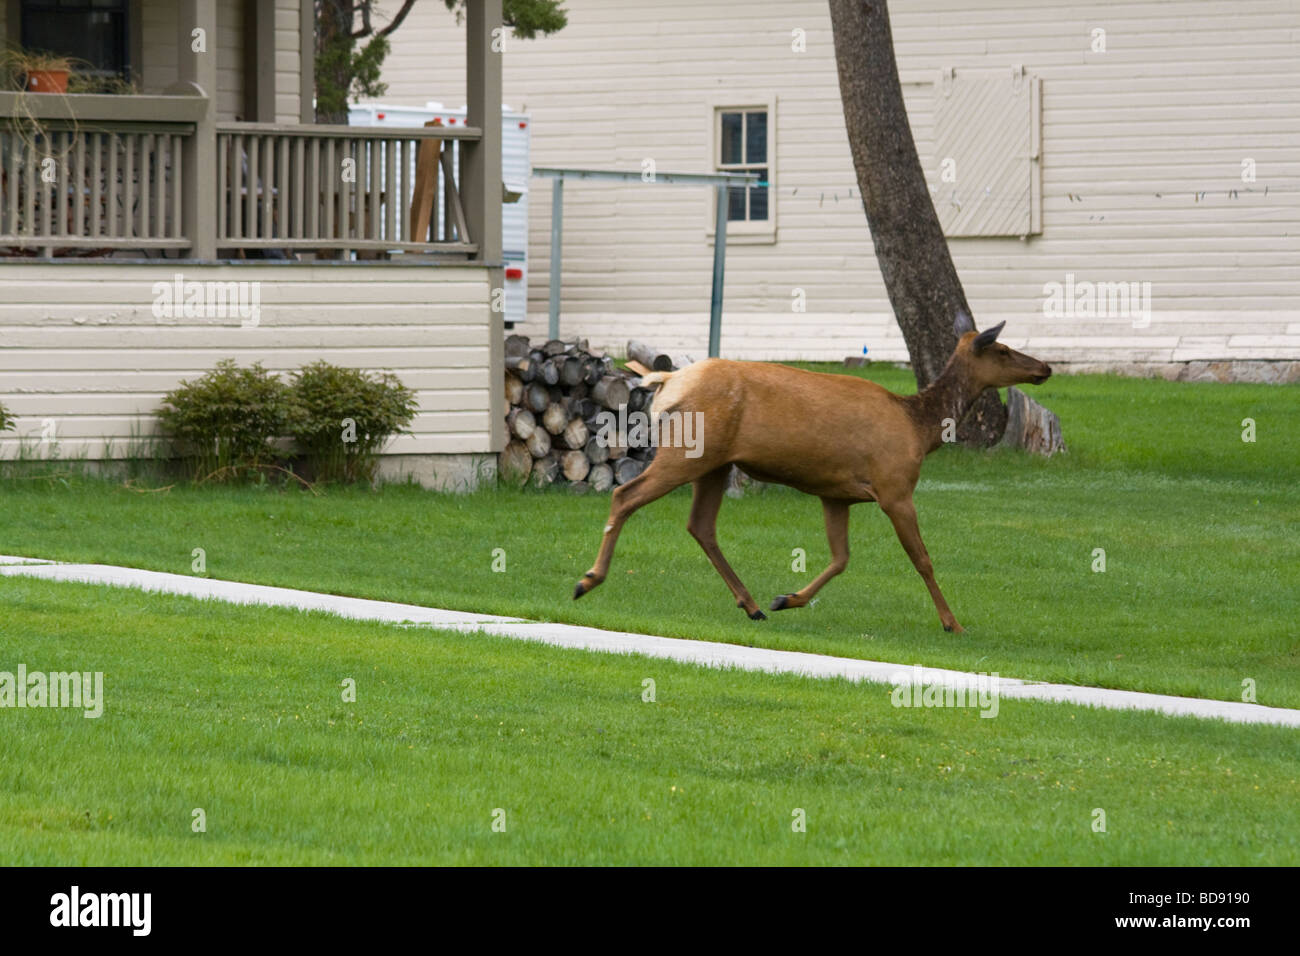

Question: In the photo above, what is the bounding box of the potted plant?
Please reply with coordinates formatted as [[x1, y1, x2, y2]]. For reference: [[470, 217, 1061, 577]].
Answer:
[[1, 49, 73, 93]]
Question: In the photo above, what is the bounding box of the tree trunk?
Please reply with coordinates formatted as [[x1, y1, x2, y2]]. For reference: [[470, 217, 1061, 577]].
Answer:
[[828, 0, 1008, 445], [314, 1, 354, 125]]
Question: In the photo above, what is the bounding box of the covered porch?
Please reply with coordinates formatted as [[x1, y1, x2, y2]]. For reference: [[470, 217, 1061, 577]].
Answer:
[[0, 0, 508, 485], [0, 0, 503, 262]]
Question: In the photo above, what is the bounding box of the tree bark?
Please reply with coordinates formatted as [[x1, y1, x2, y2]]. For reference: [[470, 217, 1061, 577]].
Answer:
[[828, 0, 1007, 445]]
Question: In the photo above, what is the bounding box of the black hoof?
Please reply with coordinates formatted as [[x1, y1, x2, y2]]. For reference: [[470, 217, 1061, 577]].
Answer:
[[748, 609, 767, 621], [943, 624, 954, 632], [573, 582, 587, 600], [770, 594, 793, 611]]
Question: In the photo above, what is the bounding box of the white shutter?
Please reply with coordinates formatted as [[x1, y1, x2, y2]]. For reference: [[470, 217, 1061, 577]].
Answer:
[[933, 68, 1041, 237]]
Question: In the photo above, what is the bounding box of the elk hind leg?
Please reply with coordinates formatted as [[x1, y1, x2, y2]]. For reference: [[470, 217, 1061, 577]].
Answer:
[[687, 466, 765, 620], [573, 453, 694, 599]]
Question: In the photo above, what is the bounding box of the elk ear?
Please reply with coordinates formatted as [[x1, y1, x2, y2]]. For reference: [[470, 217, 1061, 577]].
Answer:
[[953, 309, 975, 336], [972, 320, 1006, 354]]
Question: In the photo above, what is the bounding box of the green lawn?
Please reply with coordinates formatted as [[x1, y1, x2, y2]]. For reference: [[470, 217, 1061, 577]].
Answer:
[[2, 366, 1296, 709], [1, 576, 1296, 865]]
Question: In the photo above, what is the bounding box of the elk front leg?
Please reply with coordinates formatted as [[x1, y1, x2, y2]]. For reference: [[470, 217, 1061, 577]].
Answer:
[[771, 498, 850, 611], [687, 466, 765, 620], [880, 496, 963, 633]]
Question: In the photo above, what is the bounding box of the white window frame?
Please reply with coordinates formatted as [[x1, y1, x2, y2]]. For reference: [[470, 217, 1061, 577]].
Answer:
[[706, 96, 777, 245]]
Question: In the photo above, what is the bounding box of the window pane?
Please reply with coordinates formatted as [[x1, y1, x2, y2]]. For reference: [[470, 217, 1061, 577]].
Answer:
[[720, 112, 743, 165], [749, 171, 768, 221], [726, 185, 746, 221], [21, 0, 128, 75], [745, 112, 767, 164]]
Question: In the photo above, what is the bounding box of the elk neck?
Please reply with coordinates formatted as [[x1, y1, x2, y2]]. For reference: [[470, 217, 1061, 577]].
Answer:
[[901, 355, 987, 453]]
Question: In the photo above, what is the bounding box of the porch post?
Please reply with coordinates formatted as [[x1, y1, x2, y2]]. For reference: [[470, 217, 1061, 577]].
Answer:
[[464, 0, 503, 265], [172, 0, 218, 260], [243, 0, 277, 122], [465, 0, 505, 452], [299, 0, 316, 124]]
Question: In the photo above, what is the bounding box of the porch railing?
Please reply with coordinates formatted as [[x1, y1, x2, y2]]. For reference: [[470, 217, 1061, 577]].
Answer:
[[215, 123, 477, 256], [1, 123, 190, 253], [0, 94, 480, 258], [0, 93, 202, 254]]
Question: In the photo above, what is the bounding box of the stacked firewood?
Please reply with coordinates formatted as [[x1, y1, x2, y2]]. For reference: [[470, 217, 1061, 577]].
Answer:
[[500, 336, 684, 491]]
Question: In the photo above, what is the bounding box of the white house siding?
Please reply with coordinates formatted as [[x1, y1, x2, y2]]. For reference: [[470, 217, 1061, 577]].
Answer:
[[375, 0, 1300, 364], [0, 264, 497, 475]]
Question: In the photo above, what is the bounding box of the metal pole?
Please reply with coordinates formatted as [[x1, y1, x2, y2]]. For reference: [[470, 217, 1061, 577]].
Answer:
[[548, 176, 564, 340], [708, 184, 728, 358]]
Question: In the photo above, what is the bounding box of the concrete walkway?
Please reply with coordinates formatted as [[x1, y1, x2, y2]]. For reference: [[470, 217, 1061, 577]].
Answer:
[[2, 555, 1297, 729]]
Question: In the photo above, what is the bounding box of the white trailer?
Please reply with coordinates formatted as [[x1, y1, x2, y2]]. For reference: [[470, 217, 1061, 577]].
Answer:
[[349, 101, 531, 328]]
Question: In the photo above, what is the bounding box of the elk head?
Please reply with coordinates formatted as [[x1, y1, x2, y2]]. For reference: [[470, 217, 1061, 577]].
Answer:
[[953, 311, 1052, 389]]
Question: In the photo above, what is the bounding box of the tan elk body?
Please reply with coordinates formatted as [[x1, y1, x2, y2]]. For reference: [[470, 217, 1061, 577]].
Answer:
[[573, 314, 1052, 632]]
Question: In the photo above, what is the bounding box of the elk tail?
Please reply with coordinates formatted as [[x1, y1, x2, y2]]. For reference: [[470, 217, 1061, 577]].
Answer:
[[639, 371, 673, 388]]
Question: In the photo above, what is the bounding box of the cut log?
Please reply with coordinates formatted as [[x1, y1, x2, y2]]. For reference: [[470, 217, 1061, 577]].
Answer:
[[625, 359, 653, 378], [1000, 386, 1066, 457], [560, 356, 586, 387], [529, 453, 560, 488], [525, 426, 552, 459], [584, 434, 610, 464], [542, 402, 569, 436], [542, 339, 567, 357], [592, 375, 631, 411], [506, 406, 536, 441], [504, 372, 524, 406], [588, 462, 614, 492], [540, 358, 561, 386], [614, 456, 645, 484], [567, 480, 590, 495], [561, 449, 591, 482], [628, 340, 674, 372], [561, 417, 589, 451], [505, 354, 536, 383], [628, 386, 654, 413], [525, 382, 550, 414], [499, 440, 533, 487], [583, 359, 603, 386], [505, 334, 530, 358]]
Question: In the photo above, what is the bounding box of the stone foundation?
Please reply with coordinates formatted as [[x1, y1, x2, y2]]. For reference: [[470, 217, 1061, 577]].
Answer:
[[376, 453, 498, 491], [1048, 360, 1300, 384]]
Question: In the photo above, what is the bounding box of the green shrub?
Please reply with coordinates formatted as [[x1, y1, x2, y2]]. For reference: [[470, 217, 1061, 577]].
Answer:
[[0, 401, 14, 433], [156, 360, 294, 479], [287, 361, 417, 484]]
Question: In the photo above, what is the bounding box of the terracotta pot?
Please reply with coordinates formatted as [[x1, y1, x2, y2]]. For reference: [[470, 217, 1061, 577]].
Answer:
[[26, 70, 69, 94]]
